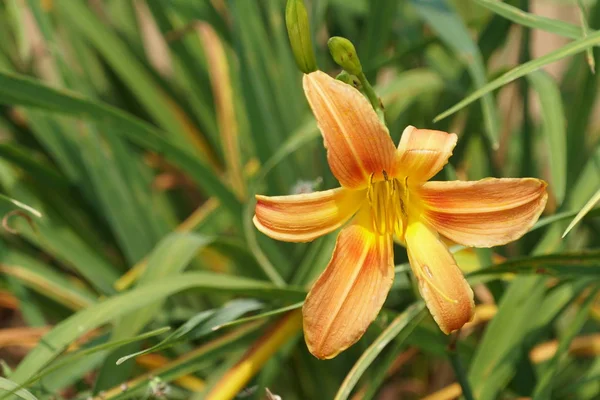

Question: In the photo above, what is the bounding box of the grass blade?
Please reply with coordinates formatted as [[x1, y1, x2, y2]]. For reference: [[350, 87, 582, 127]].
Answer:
[[473, 0, 587, 40], [532, 286, 600, 400], [412, 0, 500, 148], [0, 194, 42, 218], [0, 70, 242, 219], [435, 30, 600, 123], [54, 0, 218, 166], [562, 187, 600, 238], [116, 299, 263, 365], [211, 302, 304, 331], [10, 272, 305, 383], [334, 303, 425, 400], [527, 71, 567, 204], [0, 377, 38, 400], [198, 23, 246, 199], [576, 0, 596, 73], [468, 250, 600, 278]]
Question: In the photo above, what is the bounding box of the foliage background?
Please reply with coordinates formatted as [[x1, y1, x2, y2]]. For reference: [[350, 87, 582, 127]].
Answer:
[[0, 0, 599, 399]]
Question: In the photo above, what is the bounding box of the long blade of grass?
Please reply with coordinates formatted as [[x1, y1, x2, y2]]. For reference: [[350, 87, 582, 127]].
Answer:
[[1, 251, 96, 310], [532, 286, 600, 400], [412, 0, 500, 148], [467, 250, 600, 277], [10, 272, 305, 383], [0, 164, 120, 295], [334, 303, 426, 400], [532, 208, 600, 232], [198, 23, 246, 198], [54, 0, 219, 166], [101, 322, 262, 400], [473, 0, 588, 40], [0, 70, 242, 219], [468, 277, 546, 400], [116, 299, 263, 365], [576, 0, 596, 73], [562, 187, 600, 238], [211, 301, 304, 331], [0, 377, 37, 400], [20, 327, 171, 393], [435, 30, 600, 123], [526, 71, 567, 205], [0, 144, 68, 188], [205, 311, 303, 400], [0, 194, 42, 218]]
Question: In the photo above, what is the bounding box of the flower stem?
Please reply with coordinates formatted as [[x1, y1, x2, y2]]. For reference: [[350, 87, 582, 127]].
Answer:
[[447, 332, 475, 400], [357, 71, 385, 122]]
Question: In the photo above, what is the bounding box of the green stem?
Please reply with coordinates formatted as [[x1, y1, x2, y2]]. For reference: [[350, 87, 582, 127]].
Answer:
[[447, 333, 475, 400], [357, 72, 385, 122]]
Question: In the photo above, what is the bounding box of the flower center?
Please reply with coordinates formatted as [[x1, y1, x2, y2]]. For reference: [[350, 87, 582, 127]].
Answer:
[[366, 172, 409, 237]]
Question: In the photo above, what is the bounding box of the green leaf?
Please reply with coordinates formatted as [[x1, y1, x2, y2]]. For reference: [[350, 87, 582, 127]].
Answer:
[[0, 144, 69, 188], [562, 187, 600, 238], [0, 163, 120, 295], [412, 0, 500, 148], [0, 70, 242, 220], [53, 0, 217, 162], [0, 377, 38, 400], [211, 301, 304, 331], [74, 125, 159, 263], [527, 71, 567, 205], [576, 0, 596, 73], [378, 68, 445, 124], [435, 30, 600, 123], [116, 299, 263, 365], [532, 286, 600, 400], [532, 207, 600, 232], [2, 250, 96, 310], [19, 327, 171, 395], [104, 322, 261, 400], [334, 303, 425, 400], [10, 272, 304, 383], [468, 277, 546, 400], [473, 0, 588, 40], [468, 250, 600, 278], [0, 193, 42, 218]]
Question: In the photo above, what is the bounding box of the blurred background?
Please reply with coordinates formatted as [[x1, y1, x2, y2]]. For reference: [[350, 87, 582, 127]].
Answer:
[[0, 0, 599, 399]]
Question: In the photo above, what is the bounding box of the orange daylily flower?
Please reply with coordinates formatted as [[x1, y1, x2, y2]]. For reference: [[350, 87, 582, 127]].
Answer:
[[253, 70, 548, 359]]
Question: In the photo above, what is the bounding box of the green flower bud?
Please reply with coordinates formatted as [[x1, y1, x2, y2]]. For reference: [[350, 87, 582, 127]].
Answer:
[[328, 36, 362, 75], [335, 71, 360, 87], [285, 0, 317, 73]]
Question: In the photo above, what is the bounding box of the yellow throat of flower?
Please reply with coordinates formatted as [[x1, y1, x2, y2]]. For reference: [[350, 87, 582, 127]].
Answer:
[[366, 172, 409, 238]]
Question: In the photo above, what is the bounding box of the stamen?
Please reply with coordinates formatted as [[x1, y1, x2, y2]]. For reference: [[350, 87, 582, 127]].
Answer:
[[367, 171, 409, 237]]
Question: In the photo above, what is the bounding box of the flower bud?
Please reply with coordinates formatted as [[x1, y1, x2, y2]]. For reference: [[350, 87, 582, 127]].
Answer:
[[285, 0, 317, 73], [327, 37, 362, 75], [335, 71, 360, 87]]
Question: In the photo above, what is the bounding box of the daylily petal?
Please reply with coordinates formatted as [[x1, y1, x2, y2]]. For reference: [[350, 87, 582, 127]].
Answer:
[[395, 126, 457, 182], [303, 71, 396, 189], [303, 215, 394, 359], [254, 187, 365, 243], [419, 178, 548, 247], [405, 221, 474, 334]]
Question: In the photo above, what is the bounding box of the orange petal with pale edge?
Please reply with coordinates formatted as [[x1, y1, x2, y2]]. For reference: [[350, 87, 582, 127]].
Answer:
[[395, 126, 457, 182], [405, 221, 474, 334], [419, 178, 548, 247], [254, 187, 365, 243], [303, 71, 396, 189], [303, 220, 394, 359]]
